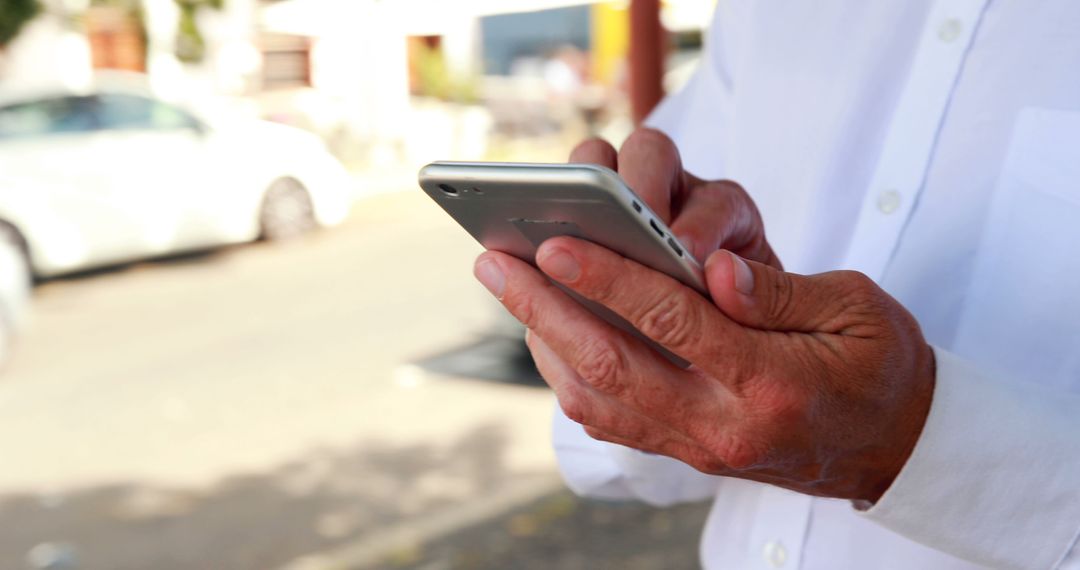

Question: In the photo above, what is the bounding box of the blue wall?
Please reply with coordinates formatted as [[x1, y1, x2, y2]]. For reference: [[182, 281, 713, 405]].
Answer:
[[480, 5, 592, 75]]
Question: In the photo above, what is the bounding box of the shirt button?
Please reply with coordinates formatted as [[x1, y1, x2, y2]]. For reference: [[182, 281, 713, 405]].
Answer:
[[877, 189, 902, 214], [763, 540, 788, 568], [938, 18, 963, 43]]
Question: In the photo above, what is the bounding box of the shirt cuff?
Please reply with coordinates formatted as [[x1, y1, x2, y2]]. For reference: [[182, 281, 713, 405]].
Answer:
[[604, 443, 722, 507], [861, 346, 1080, 569], [551, 402, 633, 501]]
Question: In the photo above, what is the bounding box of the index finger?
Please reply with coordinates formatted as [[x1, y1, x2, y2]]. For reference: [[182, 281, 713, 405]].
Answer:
[[568, 138, 618, 169], [535, 236, 758, 383], [474, 250, 713, 422], [616, 128, 687, 223]]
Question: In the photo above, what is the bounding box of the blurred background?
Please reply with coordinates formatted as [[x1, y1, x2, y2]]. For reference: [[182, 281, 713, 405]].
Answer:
[[0, 1, 714, 568]]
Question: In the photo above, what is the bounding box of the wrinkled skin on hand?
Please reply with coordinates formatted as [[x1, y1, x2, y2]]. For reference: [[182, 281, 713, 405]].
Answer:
[[472, 129, 935, 503]]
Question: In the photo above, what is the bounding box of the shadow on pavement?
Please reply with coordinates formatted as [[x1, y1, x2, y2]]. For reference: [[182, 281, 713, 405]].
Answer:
[[35, 248, 231, 285], [413, 335, 546, 389], [1, 417, 709, 570], [366, 490, 709, 570], [0, 424, 527, 570]]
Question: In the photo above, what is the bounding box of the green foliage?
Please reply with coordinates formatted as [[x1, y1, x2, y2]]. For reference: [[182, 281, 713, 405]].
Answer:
[[91, 0, 144, 7], [0, 0, 43, 49], [174, 0, 224, 63], [414, 43, 479, 104]]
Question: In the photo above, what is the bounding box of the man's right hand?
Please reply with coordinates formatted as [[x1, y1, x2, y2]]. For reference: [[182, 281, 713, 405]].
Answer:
[[570, 129, 780, 270], [479, 130, 933, 504]]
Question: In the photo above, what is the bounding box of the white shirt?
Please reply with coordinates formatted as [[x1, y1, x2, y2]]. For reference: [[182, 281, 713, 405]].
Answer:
[[552, 1, 1080, 568]]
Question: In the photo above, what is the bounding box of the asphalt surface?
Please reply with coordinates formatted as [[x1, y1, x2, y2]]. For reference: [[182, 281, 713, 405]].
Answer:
[[0, 189, 707, 570], [365, 490, 709, 570]]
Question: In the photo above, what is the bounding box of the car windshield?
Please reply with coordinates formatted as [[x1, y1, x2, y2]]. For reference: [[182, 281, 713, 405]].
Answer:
[[0, 93, 200, 140], [96, 93, 200, 131], [0, 96, 99, 140]]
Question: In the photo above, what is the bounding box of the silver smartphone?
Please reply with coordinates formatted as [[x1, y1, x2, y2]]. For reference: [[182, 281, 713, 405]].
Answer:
[[419, 161, 707, 367]]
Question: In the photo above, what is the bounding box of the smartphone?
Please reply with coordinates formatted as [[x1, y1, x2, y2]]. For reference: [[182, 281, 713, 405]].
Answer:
[[419, 161, 707, 367]]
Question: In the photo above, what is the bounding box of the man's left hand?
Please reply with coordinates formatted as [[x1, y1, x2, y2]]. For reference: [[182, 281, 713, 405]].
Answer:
[[473, 238, 936, 504]]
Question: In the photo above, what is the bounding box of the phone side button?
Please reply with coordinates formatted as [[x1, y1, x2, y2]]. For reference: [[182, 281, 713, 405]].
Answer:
[[666, 237, 684, 257]]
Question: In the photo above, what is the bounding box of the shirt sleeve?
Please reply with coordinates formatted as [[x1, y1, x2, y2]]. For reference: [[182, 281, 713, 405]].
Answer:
[[552, 404, 722, 507], [861, 346, 1080, 569]]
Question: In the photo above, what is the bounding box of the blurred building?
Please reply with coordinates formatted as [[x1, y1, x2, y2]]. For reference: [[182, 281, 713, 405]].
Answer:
[[0, 0, 259, 98], [0, 0, 94, 90], [0, 0, 713, 166]]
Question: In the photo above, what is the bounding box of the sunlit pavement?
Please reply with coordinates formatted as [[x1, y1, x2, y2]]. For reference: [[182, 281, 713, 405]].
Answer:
[[0, 183, 556, 567], [0, 182, 706, 570]]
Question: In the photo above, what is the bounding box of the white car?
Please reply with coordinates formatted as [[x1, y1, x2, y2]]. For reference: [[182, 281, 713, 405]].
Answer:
[[0, 76, 353, 278]]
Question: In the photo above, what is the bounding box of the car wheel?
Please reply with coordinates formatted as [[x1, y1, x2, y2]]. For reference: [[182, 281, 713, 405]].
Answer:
[[259, 178, 317, 241]]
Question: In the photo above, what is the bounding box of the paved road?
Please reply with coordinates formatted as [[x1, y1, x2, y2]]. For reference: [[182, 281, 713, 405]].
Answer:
[[0, 188, 706, 570]]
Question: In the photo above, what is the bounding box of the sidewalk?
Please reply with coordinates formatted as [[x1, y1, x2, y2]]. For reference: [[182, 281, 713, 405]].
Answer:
[[362, 490, 710, 570]]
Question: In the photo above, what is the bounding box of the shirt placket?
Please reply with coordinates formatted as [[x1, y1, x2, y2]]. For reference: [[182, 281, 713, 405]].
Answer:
[[776, 1, 991, 568], [746, 486, 813, 570], [842, 0, 991, 283]]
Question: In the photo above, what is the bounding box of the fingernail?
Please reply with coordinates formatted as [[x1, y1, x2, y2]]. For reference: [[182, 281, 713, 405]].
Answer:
[[474, 259, 506, 299], [730, 252, 754, 295], [539, 248, 580, 281]]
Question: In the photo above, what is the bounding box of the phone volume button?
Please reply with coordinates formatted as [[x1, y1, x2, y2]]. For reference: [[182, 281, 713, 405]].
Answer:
[[649, 218, 665, 238], [667, 237, 684, 257]]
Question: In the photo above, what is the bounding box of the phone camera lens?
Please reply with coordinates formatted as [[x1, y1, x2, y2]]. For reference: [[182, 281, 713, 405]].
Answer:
[[438, 184, 459, 196]]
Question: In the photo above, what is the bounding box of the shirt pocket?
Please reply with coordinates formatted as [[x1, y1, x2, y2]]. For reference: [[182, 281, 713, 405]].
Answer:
[[953, 108, 1080, 390]]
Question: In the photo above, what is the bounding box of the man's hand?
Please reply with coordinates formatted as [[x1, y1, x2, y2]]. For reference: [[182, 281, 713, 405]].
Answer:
[[567, 129, 780, 268], [471, 131, 936, 503]]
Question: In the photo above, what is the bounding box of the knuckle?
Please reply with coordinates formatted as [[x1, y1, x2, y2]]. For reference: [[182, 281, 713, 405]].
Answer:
[[721, 180, 767, 229], [717, 179, 749, 199], [708, 433, 765, 471], [835, 271, 891, 315], [575, 338, 626, 395], [715, 180, 755, 216], [765, 273, 798, 324], [840, 271, 879, 299], [501, 289, 537, 328], [746, 377, 807, 423], [838, 271, 918, 339], [638, 293, 698, 349], [583, 425, 615, 444], [558, 394, 589, 426], [556, 381, 604, 428], [693, 452, 733, 475], [583, 266, 622, 306]]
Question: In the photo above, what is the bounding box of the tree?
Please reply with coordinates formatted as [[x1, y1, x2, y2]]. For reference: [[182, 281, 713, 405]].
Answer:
[[174, 0, 224, 63], [0, 0, 43, 49]]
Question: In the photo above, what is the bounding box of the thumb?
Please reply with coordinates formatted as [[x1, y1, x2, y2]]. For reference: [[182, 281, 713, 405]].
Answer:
[[704, 250, 851, 333]]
